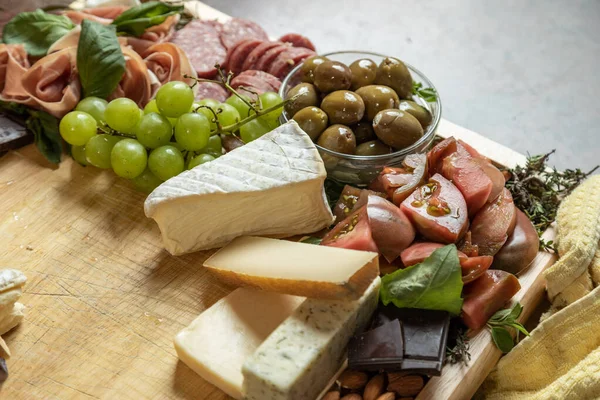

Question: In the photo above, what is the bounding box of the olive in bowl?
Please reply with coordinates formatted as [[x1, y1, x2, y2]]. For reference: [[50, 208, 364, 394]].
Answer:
[[292, 106, 329, 141], [375, 57, 413, 99], [317, 124, 356, 154], [349, 58, 378, 90], [352, 121, 376, 143], [313, 60, 352, 93], [399, 100, 432, 129], [355, 85, 400, 120], [373, 109, 423, 150], [320, 90, 365, 125], [284, 83, 319, 117], [300, 56, 328, 84], [355, 140, 392, 156]]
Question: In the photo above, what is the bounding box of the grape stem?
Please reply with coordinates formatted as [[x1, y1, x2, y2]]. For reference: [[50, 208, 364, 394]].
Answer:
[[194, 105, 224, 133], [183, 71, 259, 114], [97, 122, 135, 138]]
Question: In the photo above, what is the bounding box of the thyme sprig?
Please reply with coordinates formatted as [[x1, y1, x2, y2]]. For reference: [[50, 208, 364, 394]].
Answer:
[[445, 326, 471, 365]]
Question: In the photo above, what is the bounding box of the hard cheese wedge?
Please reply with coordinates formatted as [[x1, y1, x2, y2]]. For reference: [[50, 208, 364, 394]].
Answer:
[[242, 277, 381, 400], [204, 236, 379, 300], [144, 121, 334, 255], [174, 288, 304, 399]]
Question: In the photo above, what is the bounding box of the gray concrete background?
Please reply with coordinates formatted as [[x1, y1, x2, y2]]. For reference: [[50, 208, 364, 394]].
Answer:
[[204, 0, 600, 172]]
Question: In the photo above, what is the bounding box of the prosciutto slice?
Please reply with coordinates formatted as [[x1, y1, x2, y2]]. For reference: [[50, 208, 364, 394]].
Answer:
[[126, 15, 180, 56], [108, 46, 153, 107], [0, 44, 33, 104], [143, 42, 197, 95], [20, 47, 81, 118]]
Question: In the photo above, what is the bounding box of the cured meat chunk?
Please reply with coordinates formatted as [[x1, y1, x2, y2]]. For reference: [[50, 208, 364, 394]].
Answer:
[[278, 33, 316, 51], [171, 20, 227, 79], [0, 44, 32, 104], [254, 43, 291, 72], [108, 46, 153, 108], [242, 41, 282, 71], [234, 70, 281, 92], [268, 47, 316, 79], [143, 43, 197, 94], [231, 71, 282, 98], [219, 18, 268, 49], [195, 82, 228, 102], [227, 39, 263, 75]]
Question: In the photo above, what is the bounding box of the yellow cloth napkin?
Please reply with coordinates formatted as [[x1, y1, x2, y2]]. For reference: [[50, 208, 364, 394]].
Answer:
[[478, 175, 600, 400]]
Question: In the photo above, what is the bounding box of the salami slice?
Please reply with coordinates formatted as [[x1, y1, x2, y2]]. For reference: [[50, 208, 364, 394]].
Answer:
[[195, 82, 228, 102], [235, 70, 282, 92], [228, 39, 264, 75], [242, 41, 282, 71], [171, 20, 226, 79], [278, 33, 316, 52], [268, 47, 316, 79], [220, 18, 269, 49], [254, 43, 292, 72]]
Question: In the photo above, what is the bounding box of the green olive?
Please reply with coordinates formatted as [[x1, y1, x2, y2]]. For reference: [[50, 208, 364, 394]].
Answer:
[[355, 140, 392, 156], [349, 58, 377, 90], [292, 106, 328, 141], [352, 121, 376, 144], [372, 109, 423, 150], [284, 83, 319, 118], [313, 60, 352, 93], [355, 85, 400, 120], [399, 100, 432, 129], [320, 90, 365, 125], [317, 124, 356, 154], [300, 56, 328, 84], [375, 57, 413, 99]]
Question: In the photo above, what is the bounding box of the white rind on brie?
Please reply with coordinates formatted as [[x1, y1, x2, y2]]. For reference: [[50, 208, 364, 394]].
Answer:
[[144, 121, 334, 255]]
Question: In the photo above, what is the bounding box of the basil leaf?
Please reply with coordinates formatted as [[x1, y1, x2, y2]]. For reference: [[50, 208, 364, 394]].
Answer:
[[491, 327, 514, 353], [380, 244, 464, 315], [112, 1, 183, 37], [300, 236, 322, 245], [26, 110, 62, 164], [77, 20, 126, 99], [2, 9, 74, 57]]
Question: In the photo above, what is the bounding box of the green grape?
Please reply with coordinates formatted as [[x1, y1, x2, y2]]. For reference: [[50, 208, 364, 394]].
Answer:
[[188, 153, 215, 169], [59, 111, 97, 146], [240, 118, 271, 143], [85, 134, 123, 169], [75, 97, 107, 123], [136, 112, 172, 149], [111, 138, 147, 179], [197, 98, 220, 108], [225, 95, 252, 118], [258, 92, 283, 123], [71, 145, 88, 166], [200, 135, 222, 157], [196, 107, 218, 132], [174, 113, 210, 151], [144, 99, 160, 115], [131, 167, 163, 193], [169, 141, 185, 152], [215, 103, 240, 127], [156, 81, 194, 118], [148, 145, 185, 181], [105, 98, 141, 133]]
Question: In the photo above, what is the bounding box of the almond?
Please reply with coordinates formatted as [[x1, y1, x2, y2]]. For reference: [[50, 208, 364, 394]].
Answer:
[[341, 394, 363, 400], [387, 373, 424, 397], [322, 391, 341, 400], [376, 393, 396, 400], [363, 374, 385, 400], [338, 370, 369, 390]]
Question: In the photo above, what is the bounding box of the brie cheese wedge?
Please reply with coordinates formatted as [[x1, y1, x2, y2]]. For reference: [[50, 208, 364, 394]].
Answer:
[[144, 121, 334, 255]]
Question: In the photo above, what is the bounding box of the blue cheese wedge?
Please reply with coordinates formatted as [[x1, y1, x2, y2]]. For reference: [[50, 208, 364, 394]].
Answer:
[[242, 277, 381, 400], [144, 121, 334, 255]]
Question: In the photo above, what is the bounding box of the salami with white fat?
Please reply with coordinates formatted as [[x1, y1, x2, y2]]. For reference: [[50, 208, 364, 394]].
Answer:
[[278, 33, 316, 51], [171, 20, 226, 78], [220, 18, 268, 49], [268, 47, 316, 79], [195, 82, 228, 102]]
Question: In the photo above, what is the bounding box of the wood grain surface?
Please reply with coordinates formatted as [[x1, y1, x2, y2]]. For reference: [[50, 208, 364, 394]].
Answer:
[[0, 3, 556, 400]]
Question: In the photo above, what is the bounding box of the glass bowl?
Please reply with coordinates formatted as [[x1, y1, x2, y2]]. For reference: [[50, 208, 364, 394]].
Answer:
[[279, 50, 441, 185]]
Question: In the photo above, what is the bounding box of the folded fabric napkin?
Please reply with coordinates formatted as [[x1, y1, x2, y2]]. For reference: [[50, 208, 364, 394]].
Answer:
[[478, 175, 600, 400]]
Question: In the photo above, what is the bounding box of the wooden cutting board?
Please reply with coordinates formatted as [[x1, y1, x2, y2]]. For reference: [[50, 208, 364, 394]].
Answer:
[[0, 3, 557, 399]]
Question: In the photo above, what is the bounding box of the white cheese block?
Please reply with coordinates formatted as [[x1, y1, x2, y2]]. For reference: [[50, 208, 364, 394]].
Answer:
[[204, 236, 379, 300], [174, 289, 305, 399], [242, 277, 381, 400], [144, 121, 334, 255]]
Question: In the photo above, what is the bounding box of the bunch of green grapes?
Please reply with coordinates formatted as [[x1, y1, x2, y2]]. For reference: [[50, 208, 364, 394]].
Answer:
[[59, 81, 284, 194]]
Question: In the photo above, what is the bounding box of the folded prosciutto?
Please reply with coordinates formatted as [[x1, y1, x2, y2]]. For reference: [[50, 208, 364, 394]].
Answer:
[[143, 42, 197, 91], [126, 15, 180, 55], [20, 47, 81, 118], [0, 44, 32, 104], [108, 46, 153, 107]]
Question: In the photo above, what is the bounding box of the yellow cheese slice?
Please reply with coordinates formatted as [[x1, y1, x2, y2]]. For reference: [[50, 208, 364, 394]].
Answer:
[[203, 236, 380, 300], [174, 288, 304, 399]]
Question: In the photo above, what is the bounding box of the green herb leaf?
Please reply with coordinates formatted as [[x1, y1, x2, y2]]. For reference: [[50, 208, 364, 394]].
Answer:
[[26, 110, 62, 164], [77, 20, 126, 99], [380, 244, 464, 315], [488, 308, 513, 323], [111, 1, 183, 37], [2, 9, 75, 57], [508, 322, 530, 337], [491, 327, 514, 353], [412, 81, 438, 102], [507, 302, 523, 321], [300, 236, 322, 245]]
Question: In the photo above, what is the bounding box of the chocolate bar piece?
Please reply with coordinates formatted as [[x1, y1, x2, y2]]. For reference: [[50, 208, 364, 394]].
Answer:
[[348, 319, 404, 370], [0, 115, 32, 153]]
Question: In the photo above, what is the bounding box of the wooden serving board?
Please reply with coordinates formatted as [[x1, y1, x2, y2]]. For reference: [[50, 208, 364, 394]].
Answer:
[[0, 3, 557, 399]]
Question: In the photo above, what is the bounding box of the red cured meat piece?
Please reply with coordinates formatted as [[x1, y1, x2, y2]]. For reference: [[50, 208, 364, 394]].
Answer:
[[227, 39, 263, 75], [220, 18, 269, 49], [195, 82, 228, 102], [171, 20, 226, 79], [278, 33, 316, 51], [235, 70, 282, 92], [268, 47, 316, 79], [242, 41, 282, 71], [254, 43, 292, 72]]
